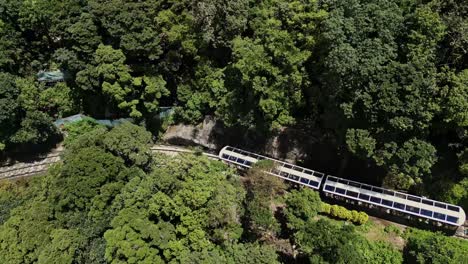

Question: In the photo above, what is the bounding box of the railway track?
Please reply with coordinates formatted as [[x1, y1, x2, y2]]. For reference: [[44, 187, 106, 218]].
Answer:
[[0, 153, 62, 180], [0, 145, 216, 180]]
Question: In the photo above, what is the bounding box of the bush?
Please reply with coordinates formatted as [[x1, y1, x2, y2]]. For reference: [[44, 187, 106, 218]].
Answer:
[[321, 203, 331, 214], [384, 225, 401, 235], [62, 118, 106, 146], [321, 203, 369, 225]]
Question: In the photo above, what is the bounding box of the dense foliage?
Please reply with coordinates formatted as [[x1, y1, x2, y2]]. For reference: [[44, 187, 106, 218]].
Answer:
[[0, 0, 466, 209], [0, 0, 467, 262], [1, 124, 468, 263]]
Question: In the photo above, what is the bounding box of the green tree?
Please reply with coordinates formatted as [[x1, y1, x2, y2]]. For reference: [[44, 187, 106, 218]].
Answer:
[[320, 0, 445, 190], [105, 154, 245, 263], [37, 229, 84, 264], [102, 121, 154, 168], [38, 83, 78, 118], [62, 118, 107, 146], [0, 202, 54, 264], [295, 219, 401, 263], [0, 19, 23, 72], [244, 162, 285, 238], [404, 228, 468, 264], [10, 110, 59, 146], [193, 0, 249, 47], [76, 44, 169, 118], [0, 72, 20, 151], [284, 188, 322, 231], [48, 147, 127, 212]]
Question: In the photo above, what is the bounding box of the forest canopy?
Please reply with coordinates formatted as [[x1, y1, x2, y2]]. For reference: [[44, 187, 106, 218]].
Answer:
[[0, 0, 467, 262], [1, 123, 467, 264], [1, 0, 466, 201]]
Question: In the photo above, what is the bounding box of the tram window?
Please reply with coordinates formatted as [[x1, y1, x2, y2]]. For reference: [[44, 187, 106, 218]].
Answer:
[[304, 170, 313, 175], [420, 209, 433, 217], [361, 185, 373, 191], [370, 196, 381, 204], [280, 171, 289, 177], [434, 202, 446, 209], [447, 205, 459, 212], [395, 193, 406, 199], [393, 202, 405, 210], [309, 181, 319, 187], [383, 190, 394, 196], [382, 199, 393, 207], [446, 216, 458, 224], [228, 156, 237, 161], [327, 177, 338, 182], [293, 166, 303, 172], [237, 158, 246, 164], [338, 179, 348, 184], [407, 196, 421, 203], [406, 205, 420, 214], [272, 168, 281, 175], [290, 175, 300, 181], [433, 212, 446, 220], [226, 147, 234, 151], [284, 164, 293, 169], [314, 172, 325, 178], [346, 190, 359, 198], [249, 153, 259, 159], [359, 193, 370, 201], [325, 185, 335, 192], [300, 177, 309, 184], [373, 188, 383, 194], [245, 161, 252, 166], [336, 188, 346, 194], [222, 154, 229, 159], [349, 182, 361, 188], [422, 199, 434, 206]]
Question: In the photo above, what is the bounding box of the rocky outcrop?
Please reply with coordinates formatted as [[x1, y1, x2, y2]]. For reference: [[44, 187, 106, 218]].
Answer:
[[161, 116, 326, 164]]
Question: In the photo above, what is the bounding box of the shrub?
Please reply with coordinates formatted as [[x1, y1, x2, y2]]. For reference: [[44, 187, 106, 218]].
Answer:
[[321, 203, 331, 214], [321, 203, 369, 225]]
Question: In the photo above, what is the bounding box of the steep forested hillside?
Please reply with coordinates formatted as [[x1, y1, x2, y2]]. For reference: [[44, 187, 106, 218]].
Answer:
[[0, 1, 467, 261], [1, 123, 467, 264], [1, 0, 466, 206]]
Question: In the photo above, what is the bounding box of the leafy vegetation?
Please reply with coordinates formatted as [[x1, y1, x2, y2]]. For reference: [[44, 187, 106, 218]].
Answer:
[[0, 0, 466, 206], [0, 0, 467, 262], [0, 124, 467, 263]]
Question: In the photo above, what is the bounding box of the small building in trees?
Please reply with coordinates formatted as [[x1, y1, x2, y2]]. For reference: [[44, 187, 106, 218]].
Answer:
[[37, 70, 64, 83]]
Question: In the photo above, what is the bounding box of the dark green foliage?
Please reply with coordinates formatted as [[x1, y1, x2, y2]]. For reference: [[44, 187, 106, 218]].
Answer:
[[0, 0, 466, 208], [104, 154, 246, 263], [0, 201, 55, 264], [0, 73, 20, 150], [0, 0, 468, 262], [9, 110, 59, 146], [404, 229, 468, 264], [294, 219, 402, 264], [244, 163, 285, 238], [284, 188, 322, 231], [49, 146, 127, 212], [101, 122, 153, 168], [62, 117, 106, 146]]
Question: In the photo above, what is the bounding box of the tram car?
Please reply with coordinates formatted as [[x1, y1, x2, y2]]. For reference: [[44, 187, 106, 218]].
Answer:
[[219, 146, 466, 228]]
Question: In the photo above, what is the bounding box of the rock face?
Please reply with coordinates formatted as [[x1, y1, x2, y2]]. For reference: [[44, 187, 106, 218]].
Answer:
[[162, 116, 326, 164], [162, 116, 222, 150]]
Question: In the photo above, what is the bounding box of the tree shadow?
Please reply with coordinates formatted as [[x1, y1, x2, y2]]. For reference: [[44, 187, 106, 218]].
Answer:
[[1, 133, 63, 165]]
